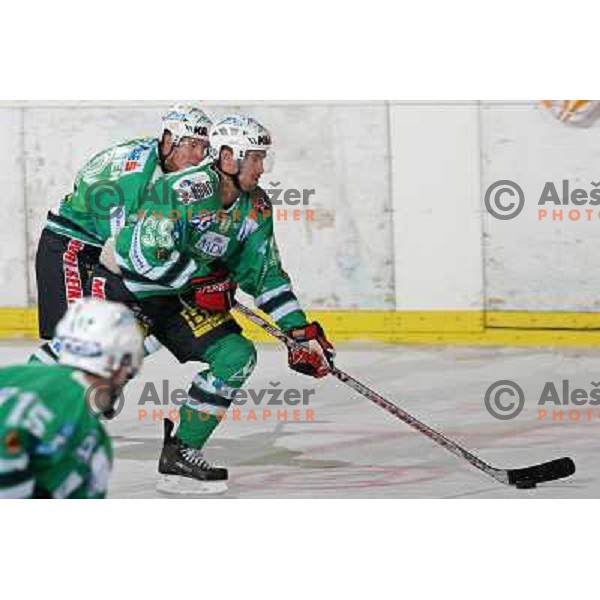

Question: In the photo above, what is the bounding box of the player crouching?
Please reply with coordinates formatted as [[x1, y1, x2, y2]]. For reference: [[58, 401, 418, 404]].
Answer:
[[0, 299, 143, 499]]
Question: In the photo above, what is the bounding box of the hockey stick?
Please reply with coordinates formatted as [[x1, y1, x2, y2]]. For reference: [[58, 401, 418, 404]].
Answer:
[[234, 302, 575, 489]]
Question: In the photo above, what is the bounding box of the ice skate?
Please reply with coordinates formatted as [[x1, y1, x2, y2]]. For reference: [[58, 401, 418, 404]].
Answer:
[[156, 419, 228, 495]]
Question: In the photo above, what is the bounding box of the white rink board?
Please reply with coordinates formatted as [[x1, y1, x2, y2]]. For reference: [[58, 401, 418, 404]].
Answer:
[[390, 103, 483, 310], [18, 102, 393, 309], [2, 100, 600, 312], [0, 341, 591, 498], [0, 108, 27, 306], [481, 103, 600, 311]]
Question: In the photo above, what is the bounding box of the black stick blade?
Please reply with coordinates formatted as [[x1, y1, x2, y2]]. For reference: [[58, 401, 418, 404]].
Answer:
[[507, 457, 575, 487]]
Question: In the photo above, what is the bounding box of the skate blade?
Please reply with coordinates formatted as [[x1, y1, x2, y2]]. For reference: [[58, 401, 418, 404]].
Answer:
[[156, 475, 228, 496]]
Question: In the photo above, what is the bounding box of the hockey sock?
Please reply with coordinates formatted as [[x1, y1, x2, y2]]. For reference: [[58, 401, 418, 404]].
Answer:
[[176, 334, 256, 449], [177, 401, 221, 449]]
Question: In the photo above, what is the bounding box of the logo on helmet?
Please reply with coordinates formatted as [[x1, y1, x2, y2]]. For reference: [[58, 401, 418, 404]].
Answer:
[[192, 125, 209, 137], [249, 135, 271, 146], [60, 336, 103, 358]]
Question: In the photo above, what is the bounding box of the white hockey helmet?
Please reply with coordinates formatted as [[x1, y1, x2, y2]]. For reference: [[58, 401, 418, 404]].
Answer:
[[161, 104, 213, 146], [56, 298, 144, 379], [209, 115, 273, 167]]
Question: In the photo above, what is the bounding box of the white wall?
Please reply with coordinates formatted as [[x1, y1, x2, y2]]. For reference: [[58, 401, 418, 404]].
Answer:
[[481, 103, 600, 311], [6, 102, 394, 310], [0, 108, 27, 307], [1, 100, 598, 313], [390, 103, 483, 310]]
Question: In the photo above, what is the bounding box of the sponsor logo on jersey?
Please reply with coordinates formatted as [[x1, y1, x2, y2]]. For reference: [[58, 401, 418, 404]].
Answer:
[[130, 220, 152, 274], [124, 160, 139, 172], [109, 205, 126, 236], [174, 172, 214, 205], [116, 144, 153, 175], [80, 150, 114, 180], [91, 277, 107, 300], [190, 211, 217, 233], [127, 145, 151, 161], [62, 240, 85, 305], [180, 306, 233, 338], [218, 215, 232, 234], [197, 232, 230, 257]]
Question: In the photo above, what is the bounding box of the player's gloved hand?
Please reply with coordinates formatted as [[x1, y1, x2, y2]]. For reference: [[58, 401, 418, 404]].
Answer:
[[191, 271, 237, 313], [287, 322, 335, 378]]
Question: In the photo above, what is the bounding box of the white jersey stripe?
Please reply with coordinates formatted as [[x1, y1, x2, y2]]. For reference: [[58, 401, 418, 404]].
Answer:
[[0, 455, 29, 474], [269, 300, 302, 322], [255, 284, 292, 307], [0, 479, 34, 499]]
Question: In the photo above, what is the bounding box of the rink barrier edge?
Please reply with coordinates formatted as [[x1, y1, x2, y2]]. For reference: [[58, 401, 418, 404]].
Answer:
[[2, 308, 600, 347]]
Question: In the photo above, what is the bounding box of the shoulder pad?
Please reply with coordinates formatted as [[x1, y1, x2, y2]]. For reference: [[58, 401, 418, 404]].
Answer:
[[79, 138, 158, 182], [115, 138, 157, 174]]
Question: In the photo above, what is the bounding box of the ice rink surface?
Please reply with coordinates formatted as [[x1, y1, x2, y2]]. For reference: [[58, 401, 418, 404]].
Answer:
[[2, 340, 598, 498]]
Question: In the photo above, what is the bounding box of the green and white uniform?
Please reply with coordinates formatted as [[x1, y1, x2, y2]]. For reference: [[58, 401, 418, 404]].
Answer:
[[112, 162, 309, 450], [114, 161, 307, 332], [32, 138, 164, 350], [0, 364, 112, 499], [46, 137, 163, 246]]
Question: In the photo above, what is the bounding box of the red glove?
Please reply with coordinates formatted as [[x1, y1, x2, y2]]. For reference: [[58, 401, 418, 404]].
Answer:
[[191, 272, 237, 313], [287, 322, 335, 378]]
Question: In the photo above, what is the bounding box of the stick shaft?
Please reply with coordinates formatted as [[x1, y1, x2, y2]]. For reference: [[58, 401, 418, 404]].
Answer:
[[233, 302, 503, 483]]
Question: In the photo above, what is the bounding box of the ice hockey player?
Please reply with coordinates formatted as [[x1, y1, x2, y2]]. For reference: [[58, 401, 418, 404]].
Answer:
[[31, 105, 212, 365], [102, 115, 335, 493], [0, 298, 144, 498]]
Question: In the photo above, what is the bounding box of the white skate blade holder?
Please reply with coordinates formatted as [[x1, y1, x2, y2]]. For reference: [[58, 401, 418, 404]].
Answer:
[[156, 475, 228, 496]]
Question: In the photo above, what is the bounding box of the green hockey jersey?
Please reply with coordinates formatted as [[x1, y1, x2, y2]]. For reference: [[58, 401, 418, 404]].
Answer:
[[46, 138, 163, 246], [114, 162, 308, 331], [0, 364, 112, 499]]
